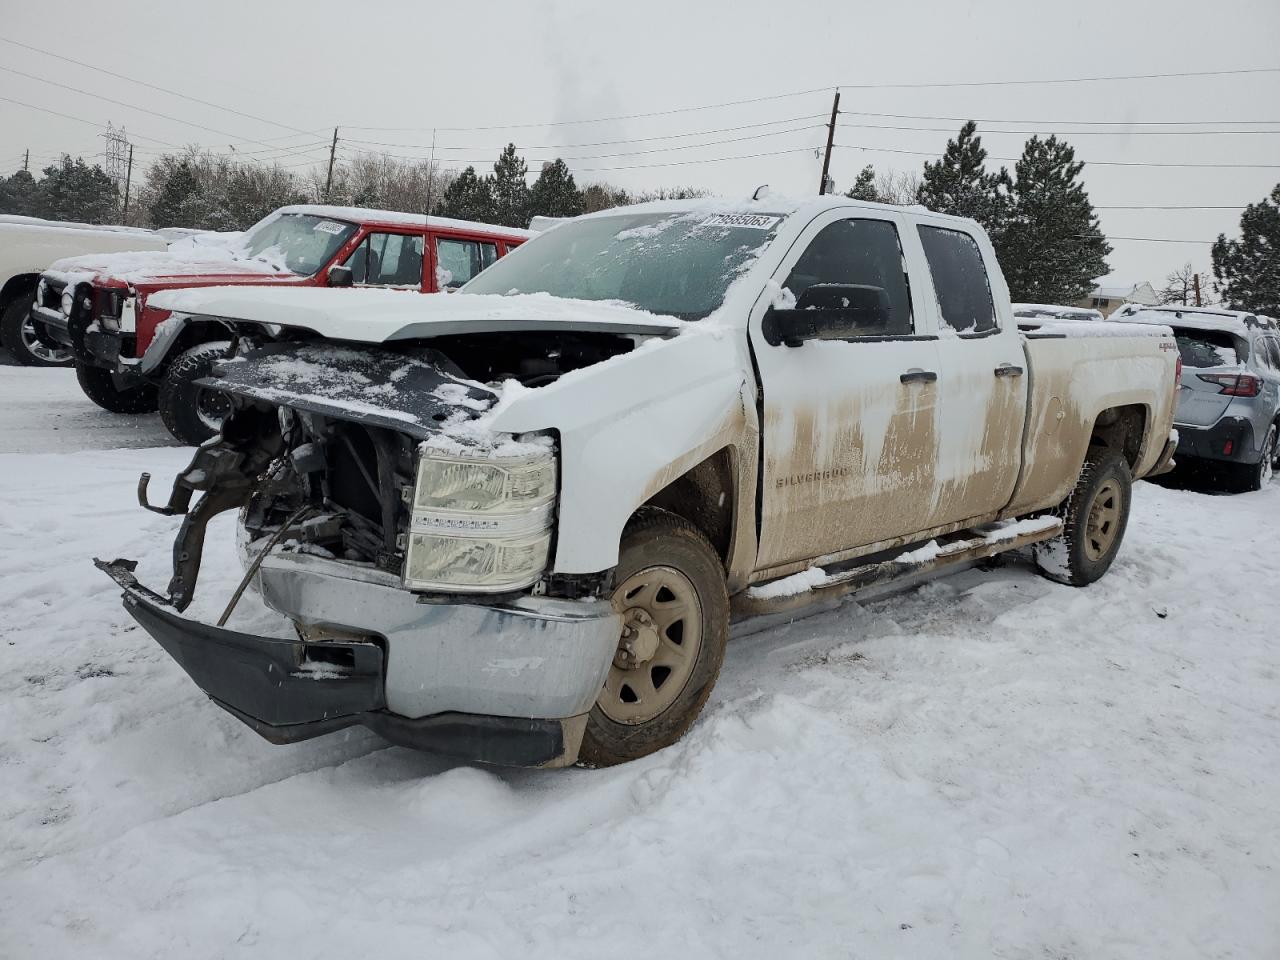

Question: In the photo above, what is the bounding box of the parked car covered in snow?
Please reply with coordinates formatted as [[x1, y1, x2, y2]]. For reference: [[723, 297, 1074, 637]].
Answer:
[[1113, 304, 1280, 490], [98, 196, 1180, 769], [0, 215, 167, 366], [32, 204, 532, 443]]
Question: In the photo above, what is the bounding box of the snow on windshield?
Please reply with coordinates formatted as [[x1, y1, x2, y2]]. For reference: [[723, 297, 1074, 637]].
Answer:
[[460, 210, 782, 320]]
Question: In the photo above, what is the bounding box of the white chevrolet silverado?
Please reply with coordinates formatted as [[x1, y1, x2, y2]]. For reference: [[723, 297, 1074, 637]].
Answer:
[[97, 196, 1180, 768]]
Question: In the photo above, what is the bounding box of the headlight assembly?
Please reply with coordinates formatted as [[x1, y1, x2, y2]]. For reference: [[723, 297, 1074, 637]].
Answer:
[[403, 441, 556, 593]]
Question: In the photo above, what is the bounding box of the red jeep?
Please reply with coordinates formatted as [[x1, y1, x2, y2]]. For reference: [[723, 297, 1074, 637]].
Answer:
[[33, 205, 532, 443]]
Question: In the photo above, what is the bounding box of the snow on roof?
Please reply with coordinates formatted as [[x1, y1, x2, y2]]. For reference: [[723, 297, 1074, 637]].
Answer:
[[1091, 276, 1159, 303], [1111, 304, 1278, 336], [276, 205, 536, 239]]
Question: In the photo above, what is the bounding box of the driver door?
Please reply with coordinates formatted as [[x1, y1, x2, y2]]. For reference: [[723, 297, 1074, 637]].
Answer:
[[750, 211, 941, 570]]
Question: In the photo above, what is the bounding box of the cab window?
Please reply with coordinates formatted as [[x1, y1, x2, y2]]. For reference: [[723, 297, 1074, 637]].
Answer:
[[781, 217, 914, 336], [918, 225, 998, 335], [436, 238, 498, 289], [342, 232, 424, 286]]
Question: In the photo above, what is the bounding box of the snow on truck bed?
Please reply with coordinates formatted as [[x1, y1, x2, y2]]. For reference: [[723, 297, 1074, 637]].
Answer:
[[1, 372, 1278, 958]]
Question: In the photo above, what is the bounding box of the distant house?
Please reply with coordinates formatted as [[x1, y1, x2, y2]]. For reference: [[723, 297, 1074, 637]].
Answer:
[[1076, 277, 1159, 318]]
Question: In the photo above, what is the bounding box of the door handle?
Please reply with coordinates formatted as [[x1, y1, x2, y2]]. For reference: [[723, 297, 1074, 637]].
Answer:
[[900, 369, 938, 384], [994, 364, 1024, 378]]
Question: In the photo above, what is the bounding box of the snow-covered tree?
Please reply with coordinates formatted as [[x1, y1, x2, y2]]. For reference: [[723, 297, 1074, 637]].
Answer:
[[436, 166, 496, 223], [845, 165, 880, 202], [0, 169, 40, 216], [916, 122, 1011, 234], [1212, 184, 1280, 316], [528, 159, 583, 219], [999, 135, 1111, 304], [34, 156, 118, 224], [490, 144, 530, 228]]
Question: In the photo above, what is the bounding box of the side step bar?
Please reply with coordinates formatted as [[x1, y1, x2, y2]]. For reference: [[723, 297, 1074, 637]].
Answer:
[[732, 516, 1063, 622]]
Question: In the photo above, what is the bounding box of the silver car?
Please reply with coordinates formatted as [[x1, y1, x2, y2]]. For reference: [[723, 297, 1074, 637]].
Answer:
[[1114, 305, 1280, 491]]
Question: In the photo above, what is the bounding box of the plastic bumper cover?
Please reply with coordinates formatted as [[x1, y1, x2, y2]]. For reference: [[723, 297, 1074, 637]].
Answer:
[[99, 556, 619, 767], [1174, 417, 1258, 464]]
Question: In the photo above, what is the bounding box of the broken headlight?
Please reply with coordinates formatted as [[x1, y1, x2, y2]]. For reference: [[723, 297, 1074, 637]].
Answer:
[[403, 441, 556, 592]]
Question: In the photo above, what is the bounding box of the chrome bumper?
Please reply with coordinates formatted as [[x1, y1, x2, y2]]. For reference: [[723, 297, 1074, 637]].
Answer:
[[256, 552, 621, 722]]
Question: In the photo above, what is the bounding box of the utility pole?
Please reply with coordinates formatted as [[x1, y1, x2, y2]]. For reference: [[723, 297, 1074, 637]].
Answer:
[[23, 149, 29, 172], [324, 127, 339, 200], [1193, 272, 1202, 307], [818, 89, 841, 196], [122, 145, 134, 222]]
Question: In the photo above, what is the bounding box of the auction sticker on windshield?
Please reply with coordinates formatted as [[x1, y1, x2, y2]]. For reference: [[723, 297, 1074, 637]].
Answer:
[[697, 213, 781, 230], [313, 220, 347, 235]]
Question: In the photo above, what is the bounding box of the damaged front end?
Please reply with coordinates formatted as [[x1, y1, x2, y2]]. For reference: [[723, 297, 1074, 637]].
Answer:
[[98, 339, 623, 767]]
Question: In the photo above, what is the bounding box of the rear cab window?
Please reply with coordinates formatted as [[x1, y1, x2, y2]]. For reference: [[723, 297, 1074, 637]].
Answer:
[[436, 237, 498, 289], [917, 225, 997, 335]]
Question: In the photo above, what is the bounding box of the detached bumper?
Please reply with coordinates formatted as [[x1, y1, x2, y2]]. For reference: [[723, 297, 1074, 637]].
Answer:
[[98, 556, 618, 768]]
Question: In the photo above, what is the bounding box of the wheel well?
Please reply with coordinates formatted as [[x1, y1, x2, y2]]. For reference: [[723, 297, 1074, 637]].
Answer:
[[1090, 404, 1148, 469], [0, 274, 38, 314], [163, 319, 234, 364], [637, 447, 736, 568]]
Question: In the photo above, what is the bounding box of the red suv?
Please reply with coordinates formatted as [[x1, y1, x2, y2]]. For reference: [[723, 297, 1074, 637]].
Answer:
[[34, 205, 532, 443]]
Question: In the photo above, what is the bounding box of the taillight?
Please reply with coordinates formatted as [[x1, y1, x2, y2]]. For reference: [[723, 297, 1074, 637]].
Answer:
[[1197, 372, 1261, 397]]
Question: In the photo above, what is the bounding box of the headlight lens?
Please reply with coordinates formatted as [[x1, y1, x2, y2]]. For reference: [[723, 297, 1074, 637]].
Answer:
[[403, 442, 556, 593], [60, 291, 74, 316]]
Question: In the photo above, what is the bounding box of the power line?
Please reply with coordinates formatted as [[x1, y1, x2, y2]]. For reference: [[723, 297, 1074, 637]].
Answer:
[[0, 65, 290, 151], [0, 94, 179, 146], [842, 108, 1280, 127], [837, 65, 1280, 90], [1096, 204, 1246, 210], [834, 143, 1280, 169], [0, 36, 317, 138], [837, 120, 1280, 137]]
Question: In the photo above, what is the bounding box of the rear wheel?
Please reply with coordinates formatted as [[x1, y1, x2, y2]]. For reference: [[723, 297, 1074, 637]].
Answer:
[[578, 509, 729, 767], [74, 361, 159, 414], [158, 341, 233, 445], [1034, 449, 1132, 587], [1, 294, 72, 367], [1238, 424, 1277, 492]]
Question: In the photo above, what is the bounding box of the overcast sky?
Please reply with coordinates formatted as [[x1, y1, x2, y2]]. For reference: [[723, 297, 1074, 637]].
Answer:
[[3, 0, 1278, 290]]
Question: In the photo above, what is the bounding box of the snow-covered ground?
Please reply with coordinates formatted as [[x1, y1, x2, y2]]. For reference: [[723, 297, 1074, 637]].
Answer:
[[1, 369, 1277, 959]]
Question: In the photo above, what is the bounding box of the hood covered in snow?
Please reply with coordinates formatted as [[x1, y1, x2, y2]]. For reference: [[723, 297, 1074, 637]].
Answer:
[[43, 232, 290, 288], [149, 286, 685, 341]]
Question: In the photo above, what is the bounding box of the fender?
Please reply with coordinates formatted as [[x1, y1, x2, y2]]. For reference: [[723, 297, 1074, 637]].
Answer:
[[488, 328, 759, 576], [135, 313, 236, 375]]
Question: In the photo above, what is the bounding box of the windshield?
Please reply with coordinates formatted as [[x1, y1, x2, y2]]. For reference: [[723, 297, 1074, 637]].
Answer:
[[1170, 326, 1247, 368], [460, 210, 782, 319], [240, 213, 357, 276]]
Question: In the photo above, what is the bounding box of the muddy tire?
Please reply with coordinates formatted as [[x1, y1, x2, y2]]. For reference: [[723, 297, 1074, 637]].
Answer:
[[75, 360, 158, 413], [1236, 424, 1276, 493], [1, 294, 72, 367], [1034, 449, 1132, 587], [578, 508, 729, 767], [158, 341, 233, 445]]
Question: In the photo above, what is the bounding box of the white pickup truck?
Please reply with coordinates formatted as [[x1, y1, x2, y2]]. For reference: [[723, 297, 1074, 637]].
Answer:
[[0, 215, 167, 366], [97, 196, 1180, 768]]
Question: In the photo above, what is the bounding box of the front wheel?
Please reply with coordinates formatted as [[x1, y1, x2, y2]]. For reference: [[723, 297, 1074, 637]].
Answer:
[[1034, 450, 1133, 587], [157, 341, 233, 445], [578, 509, 729, 767], [75, 361, 158, 413], [1, 294, 72, 367]]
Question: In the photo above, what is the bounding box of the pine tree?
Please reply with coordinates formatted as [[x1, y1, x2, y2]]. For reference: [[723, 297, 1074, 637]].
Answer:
[[490, 144, 530, 228], [35, 156, 118, 224], [845, 165, 880, 202], [0, 169, 40, 216], [916, 122, 1011, 231], [999, 135, 1111, 304], [1211, 184, 1280, 315], [528, 159, 583, 219], [147, 160, 205, 228], [435, 166, 496, 223]]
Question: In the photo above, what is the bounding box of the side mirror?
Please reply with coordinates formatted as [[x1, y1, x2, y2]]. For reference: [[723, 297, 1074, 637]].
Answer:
[[327, 265, 354, 288], [762, 283, 893, 347]]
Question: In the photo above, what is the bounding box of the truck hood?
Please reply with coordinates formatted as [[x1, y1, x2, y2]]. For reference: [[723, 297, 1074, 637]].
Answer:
[[44, 247, 293, 289], [149, 286, 685, 341]]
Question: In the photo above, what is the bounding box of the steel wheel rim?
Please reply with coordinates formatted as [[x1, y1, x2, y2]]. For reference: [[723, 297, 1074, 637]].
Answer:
[[599, 565, 703, 725], [1084, 478, 1122, 561], [194, 386, 232, 431], [20, 316, 71, 364]]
